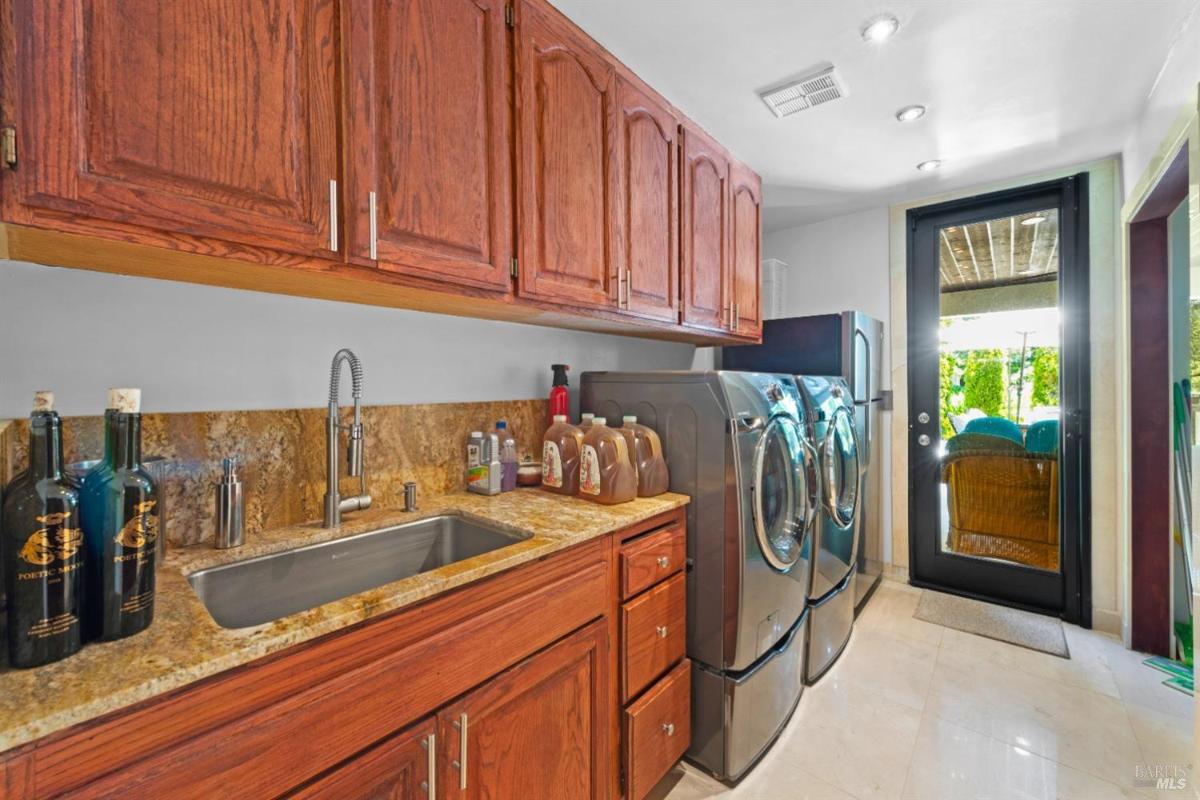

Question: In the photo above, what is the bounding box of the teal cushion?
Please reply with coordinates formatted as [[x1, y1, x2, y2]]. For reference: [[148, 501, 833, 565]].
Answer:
[[1025, 419, 1059, 454], [962, 416, 1024, 445], [945, 432, 1027, 455]]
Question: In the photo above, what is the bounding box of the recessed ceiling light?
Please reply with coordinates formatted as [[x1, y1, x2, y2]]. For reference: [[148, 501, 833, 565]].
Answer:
[[861, 14, 900, 43], [895, 104, 926, 122], [1020, 215, 1047, 226], [916, 159, 942, 172]]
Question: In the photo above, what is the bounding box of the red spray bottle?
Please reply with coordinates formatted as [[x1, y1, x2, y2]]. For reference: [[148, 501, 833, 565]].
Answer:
[[549, 364, 570, 428]]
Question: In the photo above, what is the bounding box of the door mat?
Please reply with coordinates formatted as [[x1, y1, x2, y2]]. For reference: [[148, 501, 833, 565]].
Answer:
[[914, 590, 1070, 658]]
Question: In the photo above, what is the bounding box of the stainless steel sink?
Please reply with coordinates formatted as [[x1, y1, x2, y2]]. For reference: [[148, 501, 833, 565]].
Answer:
[[188, 514, 531, 629]]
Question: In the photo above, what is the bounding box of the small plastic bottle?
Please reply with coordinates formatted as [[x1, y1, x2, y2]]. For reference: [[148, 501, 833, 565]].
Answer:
[[579, 412, 595, 430], [495, 421, 518, 492]]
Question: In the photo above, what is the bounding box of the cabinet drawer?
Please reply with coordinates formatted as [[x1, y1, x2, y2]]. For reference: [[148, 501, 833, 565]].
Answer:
[[620, 524, 684, 599], [623, 658, 690, 800], [621, 571, 686, 702]]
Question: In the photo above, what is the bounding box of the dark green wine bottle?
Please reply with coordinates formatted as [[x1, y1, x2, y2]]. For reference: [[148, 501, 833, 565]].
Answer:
[[1, 392, 84, 668], [80, 389, 158, 641]]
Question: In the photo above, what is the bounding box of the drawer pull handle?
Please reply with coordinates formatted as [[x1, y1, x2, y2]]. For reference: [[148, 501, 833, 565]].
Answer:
[[656, 625, 669, 638], [657, 556, 670, 569], [421, 732, 436, 798], [662, 722, 675, 736]]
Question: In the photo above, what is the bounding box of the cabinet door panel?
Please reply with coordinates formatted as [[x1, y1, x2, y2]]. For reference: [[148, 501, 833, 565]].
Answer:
[[615, 77, 678, 322], [439, 620, 609, 800], [343, 0, 512, 290], [730, 162, 763, 339], [13, 0, 338, 258], [680, 122, 730, 331], [288, 718, 434, 800], [515, 0, 615, 309]]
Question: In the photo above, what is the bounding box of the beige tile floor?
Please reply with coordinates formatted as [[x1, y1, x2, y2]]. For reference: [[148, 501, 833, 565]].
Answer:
[[650, 580, 1196, 800]]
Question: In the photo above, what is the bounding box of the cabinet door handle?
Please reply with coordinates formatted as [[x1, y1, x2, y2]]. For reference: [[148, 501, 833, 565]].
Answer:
[[656, 625, 669, 638], [625, 268, 632, 306], [452, 712, 468, 789], [733, 301, 739, 328], [368, 190, 378, 260], [617, 269, 625, 308], [328, 179, 339, 252], [656, 556, 670, 569], [662, 722, 675, 736], [421, 732, 436, 798]]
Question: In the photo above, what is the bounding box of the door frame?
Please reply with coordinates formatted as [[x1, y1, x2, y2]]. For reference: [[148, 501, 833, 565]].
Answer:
[[905, 175, 1092, 625]]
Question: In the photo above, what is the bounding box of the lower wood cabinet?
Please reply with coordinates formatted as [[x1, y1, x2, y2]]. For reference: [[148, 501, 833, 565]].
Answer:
[[438, 621, 608, 799], [288, 718, 435, 800], [0, 508, 689, 800]]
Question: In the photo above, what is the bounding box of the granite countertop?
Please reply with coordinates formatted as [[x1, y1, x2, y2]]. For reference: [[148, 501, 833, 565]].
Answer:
[[0, 488, 689, 753]]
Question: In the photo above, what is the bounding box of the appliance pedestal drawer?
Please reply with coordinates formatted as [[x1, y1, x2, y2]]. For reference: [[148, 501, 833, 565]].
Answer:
[[623, 658, 691, 800]]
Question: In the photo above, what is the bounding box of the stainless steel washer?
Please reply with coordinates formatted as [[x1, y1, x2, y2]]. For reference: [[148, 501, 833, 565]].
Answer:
[[796, 375, 862, 683], [581, 370, 817, 781]]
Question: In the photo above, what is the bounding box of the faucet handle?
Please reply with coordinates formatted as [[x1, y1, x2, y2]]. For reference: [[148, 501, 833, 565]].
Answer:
[[347, 423, 364, 477]]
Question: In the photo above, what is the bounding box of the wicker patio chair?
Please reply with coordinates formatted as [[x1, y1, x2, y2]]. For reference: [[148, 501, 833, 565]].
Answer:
[[941, 434, 1059, 571]]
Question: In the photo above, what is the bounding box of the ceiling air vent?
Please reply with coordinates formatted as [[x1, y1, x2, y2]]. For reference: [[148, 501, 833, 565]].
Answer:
[[758, 67, 847, 118]]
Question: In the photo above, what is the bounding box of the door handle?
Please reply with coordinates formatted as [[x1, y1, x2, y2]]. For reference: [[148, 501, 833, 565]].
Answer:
[[421, 732, 436, 798], [328, 179, 339, 252], [657, 555, 670, 569], [451, 712, 468, 789], [662, 722, 676, 736], [656, 625, 669, 638], [368, 190, 378, 260]]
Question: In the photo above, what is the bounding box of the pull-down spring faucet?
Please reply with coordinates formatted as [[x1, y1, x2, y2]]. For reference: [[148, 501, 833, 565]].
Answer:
[[324, 348, 372, 527]]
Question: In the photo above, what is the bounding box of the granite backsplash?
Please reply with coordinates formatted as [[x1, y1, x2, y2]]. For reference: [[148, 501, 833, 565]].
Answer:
[[2, 400, 546, 546]]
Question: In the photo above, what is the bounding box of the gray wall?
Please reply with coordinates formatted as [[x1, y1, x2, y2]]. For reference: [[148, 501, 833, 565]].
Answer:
[[0, 261, 695, 418]]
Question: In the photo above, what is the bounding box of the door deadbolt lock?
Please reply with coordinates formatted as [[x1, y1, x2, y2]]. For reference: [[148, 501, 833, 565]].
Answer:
[[917, 412, 930, 424], [918, 434, 931, 447]]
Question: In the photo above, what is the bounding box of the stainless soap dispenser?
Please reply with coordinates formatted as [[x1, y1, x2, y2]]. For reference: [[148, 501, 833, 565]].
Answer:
[[215, 457, 244, 549]]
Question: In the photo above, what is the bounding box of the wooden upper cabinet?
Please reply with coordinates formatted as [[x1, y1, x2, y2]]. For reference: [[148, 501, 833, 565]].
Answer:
[[514, 0, 616, 310], [9, 0, 339, 260], [437, 620, 609, 799], [613, 75, 679, 323], [341, 0, 513, 291], [730, 161, 763, 339], [680, 121, 731, 332], [288, 718, 434, 800]]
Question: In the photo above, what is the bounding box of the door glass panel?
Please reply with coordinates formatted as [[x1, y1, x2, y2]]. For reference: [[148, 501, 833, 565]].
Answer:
[[937, 208, 1062, 572], [755, 419, 803, 569], [824, 408, 860, 528]]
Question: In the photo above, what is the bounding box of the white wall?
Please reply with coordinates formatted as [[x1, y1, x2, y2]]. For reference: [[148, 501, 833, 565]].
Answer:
[[0, 261, 695, 418], [1121, 2, 1200, 196], [763, 207, 893, 563]]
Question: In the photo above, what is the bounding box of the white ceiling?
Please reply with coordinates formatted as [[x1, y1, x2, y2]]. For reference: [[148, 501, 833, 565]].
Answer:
[[549, 0, 1198, 230]]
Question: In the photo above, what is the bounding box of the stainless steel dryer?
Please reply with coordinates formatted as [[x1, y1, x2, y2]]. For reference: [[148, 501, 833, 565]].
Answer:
[[580, 371, 817, 781], [797, 375, 862, 683]]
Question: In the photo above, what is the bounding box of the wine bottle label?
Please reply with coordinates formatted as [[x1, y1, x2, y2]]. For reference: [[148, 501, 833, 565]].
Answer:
[[580, 445, 601, 495], [542, 441, 563, 487], [26, 612, 79, 640], [113, 499, 158, 562], [17, 512, 83, 573]]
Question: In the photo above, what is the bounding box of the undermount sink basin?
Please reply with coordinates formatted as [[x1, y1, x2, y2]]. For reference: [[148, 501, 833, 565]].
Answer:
[[188, 514, 531, 629]]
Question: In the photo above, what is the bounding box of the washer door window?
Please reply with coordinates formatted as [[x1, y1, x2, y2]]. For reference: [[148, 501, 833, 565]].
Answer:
[[823, 406, 861, 529], [752, 416, 809, 571]]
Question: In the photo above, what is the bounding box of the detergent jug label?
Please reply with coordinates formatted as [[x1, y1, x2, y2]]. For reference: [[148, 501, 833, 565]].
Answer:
[[579, 444, 601, 495], [542, 441, 563, 487]]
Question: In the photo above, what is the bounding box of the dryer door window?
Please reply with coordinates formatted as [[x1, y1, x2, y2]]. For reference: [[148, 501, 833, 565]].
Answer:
[[752, 416, 809, 571], [823, 406, 861, 529]]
